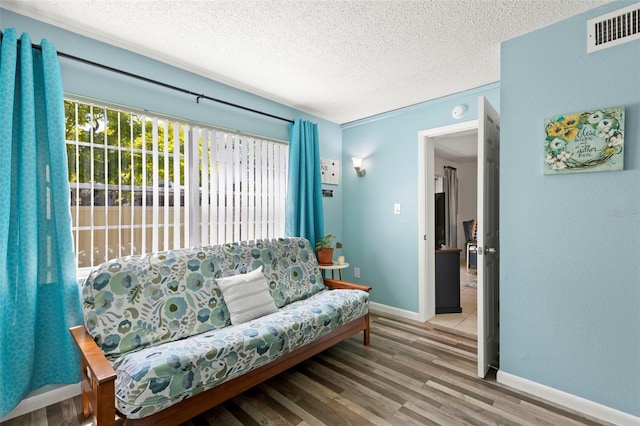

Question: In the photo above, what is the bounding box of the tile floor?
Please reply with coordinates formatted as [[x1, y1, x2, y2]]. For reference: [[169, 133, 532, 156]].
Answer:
[[428, 260, 477, 335]]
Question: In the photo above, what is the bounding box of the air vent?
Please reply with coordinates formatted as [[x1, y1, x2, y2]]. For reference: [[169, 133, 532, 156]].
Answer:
[[587, 2, 640, 53]]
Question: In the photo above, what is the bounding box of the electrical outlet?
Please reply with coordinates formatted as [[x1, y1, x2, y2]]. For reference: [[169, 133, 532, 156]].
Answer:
[[354, 267, 360, 279]]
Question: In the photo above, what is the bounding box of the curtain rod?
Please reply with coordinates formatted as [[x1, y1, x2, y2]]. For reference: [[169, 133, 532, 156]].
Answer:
[[1, 31, 295, 125]]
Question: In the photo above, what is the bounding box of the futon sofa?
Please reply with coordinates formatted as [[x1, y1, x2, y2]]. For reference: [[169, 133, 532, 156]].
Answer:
[[71, 237, 371, 425]]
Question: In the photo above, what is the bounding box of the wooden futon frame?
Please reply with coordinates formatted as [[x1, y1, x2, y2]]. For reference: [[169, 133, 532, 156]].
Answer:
[[70, 279, 371, 426]]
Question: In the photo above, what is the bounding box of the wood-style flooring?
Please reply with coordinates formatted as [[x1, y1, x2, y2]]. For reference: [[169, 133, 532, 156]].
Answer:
[[1, 313, 610, 426]]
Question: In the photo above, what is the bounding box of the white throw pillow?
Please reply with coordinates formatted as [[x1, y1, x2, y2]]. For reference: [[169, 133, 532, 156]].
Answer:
[[217, 265, 278, 325]]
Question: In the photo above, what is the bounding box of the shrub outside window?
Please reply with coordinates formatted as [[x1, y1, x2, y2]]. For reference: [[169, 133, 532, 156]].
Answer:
[[65, 98, 288, 271]]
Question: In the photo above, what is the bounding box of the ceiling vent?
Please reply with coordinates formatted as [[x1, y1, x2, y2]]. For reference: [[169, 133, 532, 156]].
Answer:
[[588, 2, 640, 52]]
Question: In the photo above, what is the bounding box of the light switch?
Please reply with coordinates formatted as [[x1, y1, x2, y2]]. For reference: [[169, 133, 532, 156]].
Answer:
[[394, 203, 401, 215]]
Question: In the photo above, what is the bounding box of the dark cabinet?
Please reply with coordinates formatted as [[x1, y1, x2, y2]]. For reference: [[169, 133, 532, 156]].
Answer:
[[435, 249, 462, 314]]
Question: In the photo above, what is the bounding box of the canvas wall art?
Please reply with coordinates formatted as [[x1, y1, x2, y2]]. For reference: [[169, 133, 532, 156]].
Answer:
[[544, 106, 624, 174]]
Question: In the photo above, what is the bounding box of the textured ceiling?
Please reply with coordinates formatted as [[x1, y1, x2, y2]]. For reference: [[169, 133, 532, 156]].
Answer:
[[2, 0, 610, 124]]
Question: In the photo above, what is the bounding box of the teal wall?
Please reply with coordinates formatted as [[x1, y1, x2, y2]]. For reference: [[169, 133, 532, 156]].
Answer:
[[1, 9, 344, 238], [5, 1, 638, 418], [500, 1, 639, 416], [341, 84, 500, 311]]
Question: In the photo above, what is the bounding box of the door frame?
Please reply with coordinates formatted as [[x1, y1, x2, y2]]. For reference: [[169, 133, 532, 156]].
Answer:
[[417, 119, 478, 322]]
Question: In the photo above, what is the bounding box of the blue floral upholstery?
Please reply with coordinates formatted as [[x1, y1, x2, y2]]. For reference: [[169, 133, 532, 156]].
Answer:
[[82, 238, 326, 356], [113, 289, 368, 418], [80, 237, 369, 419]]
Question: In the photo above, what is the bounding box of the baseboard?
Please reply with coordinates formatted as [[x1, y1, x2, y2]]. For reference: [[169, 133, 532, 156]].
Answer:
[[496, 371, 640, 426], [0, 383, 81, 422], [370, 302, 421, 321]]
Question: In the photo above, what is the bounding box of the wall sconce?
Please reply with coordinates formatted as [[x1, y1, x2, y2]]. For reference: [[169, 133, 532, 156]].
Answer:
[[352, 157, 366, 177]]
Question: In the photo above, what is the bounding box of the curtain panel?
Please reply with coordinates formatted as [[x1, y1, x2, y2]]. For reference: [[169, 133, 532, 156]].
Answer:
[[285, 119, 324, 246], [0, 29, 81, 417], [444, 166, 458, 248]]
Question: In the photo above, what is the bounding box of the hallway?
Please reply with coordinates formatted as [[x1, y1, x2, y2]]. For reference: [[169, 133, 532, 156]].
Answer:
[[428, 261, 477, 335]]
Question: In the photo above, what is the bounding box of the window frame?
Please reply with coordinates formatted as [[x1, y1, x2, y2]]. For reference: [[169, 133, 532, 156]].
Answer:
[[65, 96, 288, 278]]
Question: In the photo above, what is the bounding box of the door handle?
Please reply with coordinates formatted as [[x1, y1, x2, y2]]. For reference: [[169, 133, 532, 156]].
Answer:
[[486, 247, 497, 255]]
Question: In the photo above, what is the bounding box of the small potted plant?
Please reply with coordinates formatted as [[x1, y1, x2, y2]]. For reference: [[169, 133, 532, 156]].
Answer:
[[315, 234, 343, 266]]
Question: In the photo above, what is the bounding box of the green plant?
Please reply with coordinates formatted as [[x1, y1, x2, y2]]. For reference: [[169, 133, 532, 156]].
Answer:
[[315, 234, 343, 251]]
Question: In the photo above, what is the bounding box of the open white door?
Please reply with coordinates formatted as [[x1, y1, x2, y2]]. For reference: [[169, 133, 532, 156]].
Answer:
[[477, 96, 500, 378]]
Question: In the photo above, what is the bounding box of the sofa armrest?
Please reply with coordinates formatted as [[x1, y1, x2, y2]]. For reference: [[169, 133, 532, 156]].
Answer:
[[323, 278, 371, 345], [70, 325, 118, 426], [323, 278, 371, 292]]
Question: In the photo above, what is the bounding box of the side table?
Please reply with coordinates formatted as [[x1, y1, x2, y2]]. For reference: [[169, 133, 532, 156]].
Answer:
[[318, 262, 349, 280]]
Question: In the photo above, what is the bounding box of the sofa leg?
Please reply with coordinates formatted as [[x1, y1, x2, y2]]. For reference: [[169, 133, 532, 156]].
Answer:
[[81, 371, 116, 426], [81, 368, 90, 420], [82, 393, 90, 421], [364, 313, 370, 345]]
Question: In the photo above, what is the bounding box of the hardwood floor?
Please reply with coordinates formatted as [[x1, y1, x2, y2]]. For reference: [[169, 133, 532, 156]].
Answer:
[[2, 313, 610, 426]]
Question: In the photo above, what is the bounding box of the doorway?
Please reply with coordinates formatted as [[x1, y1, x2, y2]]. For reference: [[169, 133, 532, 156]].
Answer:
[[417, 119, 478, 323], [417, 96, 501, 378], [428, 130, 478, 335]]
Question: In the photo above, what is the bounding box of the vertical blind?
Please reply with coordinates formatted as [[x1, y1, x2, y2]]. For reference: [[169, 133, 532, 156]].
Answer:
[[65, 98, 288, 270], [191, 127, 288, 247]]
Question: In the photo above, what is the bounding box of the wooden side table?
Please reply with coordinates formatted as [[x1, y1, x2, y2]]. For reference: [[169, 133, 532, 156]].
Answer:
[[319, 262, 349, 280]]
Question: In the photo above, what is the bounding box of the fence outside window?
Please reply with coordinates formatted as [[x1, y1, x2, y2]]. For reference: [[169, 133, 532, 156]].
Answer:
[[65, 99, 288, 270]]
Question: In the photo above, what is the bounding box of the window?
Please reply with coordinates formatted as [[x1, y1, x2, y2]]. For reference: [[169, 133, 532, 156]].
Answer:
[[65, 98, 288, 271]]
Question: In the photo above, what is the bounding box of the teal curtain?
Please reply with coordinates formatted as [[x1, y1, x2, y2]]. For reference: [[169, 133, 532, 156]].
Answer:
[[0, 29, 81, 417], [285, 119, 324, 245]]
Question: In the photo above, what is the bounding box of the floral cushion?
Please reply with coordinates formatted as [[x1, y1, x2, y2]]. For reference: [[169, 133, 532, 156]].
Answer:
[[213, 238, 326, 307], [81, 238, 326, 356], [112, 288, 369, 419]]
